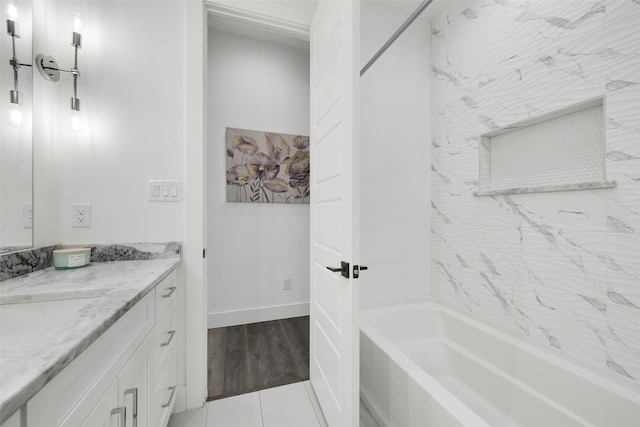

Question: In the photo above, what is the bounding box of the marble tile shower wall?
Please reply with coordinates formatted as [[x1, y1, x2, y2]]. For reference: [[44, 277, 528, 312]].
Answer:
[[430, 0, 640, 382]]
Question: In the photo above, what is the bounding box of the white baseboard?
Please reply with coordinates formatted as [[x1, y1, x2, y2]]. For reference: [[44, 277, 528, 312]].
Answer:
[[208, 302, 309, 328], [360, 391, 388, 427]]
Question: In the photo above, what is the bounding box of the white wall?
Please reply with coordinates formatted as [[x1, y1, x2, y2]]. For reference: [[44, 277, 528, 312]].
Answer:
[[31, 0, 205, 410], [207, 23, 310, 327], [359, 2, 432, 308], [1, 0, 33, 249], [431, 0, 640, 383], [36, 0, 186, 245]]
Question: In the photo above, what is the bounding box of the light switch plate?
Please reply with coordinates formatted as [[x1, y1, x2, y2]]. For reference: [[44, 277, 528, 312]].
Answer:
[[149, 180, 182, 202]]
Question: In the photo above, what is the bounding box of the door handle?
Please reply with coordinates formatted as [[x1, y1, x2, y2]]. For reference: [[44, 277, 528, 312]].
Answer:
[[162, 386, 177, 408], [326, 261, 349, 278], [353, 265, 368, 279], [111, 407, 126, 427], [161, 330, 176, 347], [161, 287, 176, 298], [124, 388, 138, 427]]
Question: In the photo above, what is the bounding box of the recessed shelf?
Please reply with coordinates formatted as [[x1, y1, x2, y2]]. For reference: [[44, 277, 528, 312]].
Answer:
[[475, 98, 614, 196], [473, 180, 616, 196]]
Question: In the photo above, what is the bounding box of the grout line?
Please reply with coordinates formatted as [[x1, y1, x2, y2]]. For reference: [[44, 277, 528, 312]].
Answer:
[[203, 400, 210, 427], [303, 381, 328, 427], [257, 389, 265, 427]]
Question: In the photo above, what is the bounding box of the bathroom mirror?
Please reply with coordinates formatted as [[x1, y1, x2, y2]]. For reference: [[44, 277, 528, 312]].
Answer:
[[0, 0, 33, 253]]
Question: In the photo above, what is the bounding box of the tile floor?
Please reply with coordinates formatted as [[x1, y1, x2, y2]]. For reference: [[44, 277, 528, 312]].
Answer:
[[169, 381, 381, 427], [168, 381, 327, 427]]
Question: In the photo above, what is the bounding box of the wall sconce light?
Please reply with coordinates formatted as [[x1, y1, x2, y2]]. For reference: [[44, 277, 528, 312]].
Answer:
[[35, 13, 84, 131], [6, 0, 32, 127]]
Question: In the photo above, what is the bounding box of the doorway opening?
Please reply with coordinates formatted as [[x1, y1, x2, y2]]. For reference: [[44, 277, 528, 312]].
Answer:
[[205, 10, 312, 401]]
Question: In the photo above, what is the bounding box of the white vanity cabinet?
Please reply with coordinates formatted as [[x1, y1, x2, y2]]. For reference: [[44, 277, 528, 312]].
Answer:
[[24, 268, 180, 427], [117, 339, 151, 427], [150, 269, 179, 427], [74, 379, 118, 427], [0, 411, 20, 427], [68, 338, 150, 427]]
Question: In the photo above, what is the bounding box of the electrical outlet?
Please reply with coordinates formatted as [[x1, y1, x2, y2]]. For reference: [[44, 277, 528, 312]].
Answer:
[[282, 278, 291, 290], [22, 204, 33, 228], [72, 204, 92, 227]]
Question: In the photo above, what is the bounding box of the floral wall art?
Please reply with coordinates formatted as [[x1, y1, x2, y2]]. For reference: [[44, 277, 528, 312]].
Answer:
[[225, 127, 310, 204]]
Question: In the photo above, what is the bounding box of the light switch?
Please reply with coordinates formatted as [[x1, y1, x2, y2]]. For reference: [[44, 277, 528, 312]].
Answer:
[[149, 180, 182, 202]]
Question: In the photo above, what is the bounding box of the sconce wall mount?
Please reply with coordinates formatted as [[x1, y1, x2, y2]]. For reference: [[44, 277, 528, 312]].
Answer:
[[35, 54, 61, 81], [6, 3, 32, 127], [35, 16, 83, 124]]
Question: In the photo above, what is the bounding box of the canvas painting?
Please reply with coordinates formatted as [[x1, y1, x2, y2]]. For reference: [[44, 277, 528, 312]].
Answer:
[[225, 127, 310, 204]]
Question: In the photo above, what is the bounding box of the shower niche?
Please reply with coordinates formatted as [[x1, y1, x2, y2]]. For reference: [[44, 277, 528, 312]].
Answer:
[[474, 97, 616, 196]]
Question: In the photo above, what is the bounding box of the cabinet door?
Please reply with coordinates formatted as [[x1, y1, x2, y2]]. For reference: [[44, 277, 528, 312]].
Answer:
[[0, 408, 21, 427], [119, 339, 150, 427], [153, 346, 177, 427], [79, 378, 119, 427]]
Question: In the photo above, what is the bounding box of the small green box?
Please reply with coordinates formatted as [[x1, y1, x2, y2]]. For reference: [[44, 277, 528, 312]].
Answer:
[[53, 248, 91, 269]]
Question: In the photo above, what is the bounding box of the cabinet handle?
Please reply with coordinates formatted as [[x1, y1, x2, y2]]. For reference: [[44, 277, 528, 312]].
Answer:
[[124, 388, 138, 427], [161, 330, 176, 347], [161, 287, 176, 298], [162, 386, 177, 408], [111, 407, 126, 427]]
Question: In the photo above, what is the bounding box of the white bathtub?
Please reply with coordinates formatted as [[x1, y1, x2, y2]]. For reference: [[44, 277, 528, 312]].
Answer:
[[360, 302, 640, 427]]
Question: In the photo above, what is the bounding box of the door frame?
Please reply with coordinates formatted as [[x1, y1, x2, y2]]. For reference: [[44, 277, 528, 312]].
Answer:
[[195, 0, 313, 409], [183, 0, 207, 412]]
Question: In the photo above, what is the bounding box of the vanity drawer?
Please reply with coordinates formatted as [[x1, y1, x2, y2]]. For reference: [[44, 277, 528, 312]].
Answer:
[[153, 346, 177, 427], [152, 301, 177, 385], [28, 291, 155, 427], [155, 269, 177, 321]]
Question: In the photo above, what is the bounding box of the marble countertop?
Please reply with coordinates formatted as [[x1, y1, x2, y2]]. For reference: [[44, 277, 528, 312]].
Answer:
[[0, 257, 180, 422]]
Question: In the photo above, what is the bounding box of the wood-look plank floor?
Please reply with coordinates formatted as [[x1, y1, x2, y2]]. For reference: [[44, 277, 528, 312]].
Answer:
[[207, 316, 310, 401]]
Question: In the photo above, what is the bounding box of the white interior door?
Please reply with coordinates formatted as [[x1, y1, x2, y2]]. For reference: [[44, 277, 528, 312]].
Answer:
[[309, 1, 360, 427]]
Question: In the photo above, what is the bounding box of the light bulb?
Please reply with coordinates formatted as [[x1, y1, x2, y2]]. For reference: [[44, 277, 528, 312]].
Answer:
[[71, 109, 83, 132], [9, 104, 23, 127], [73, 13, 83, 34], [7, 2, 18, 20]]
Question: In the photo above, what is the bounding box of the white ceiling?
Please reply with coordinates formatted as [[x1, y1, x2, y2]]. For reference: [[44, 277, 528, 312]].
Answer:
[[280, 0, 450, 23], [207, 0, 450, 51], [208, 13, 311, 50]]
